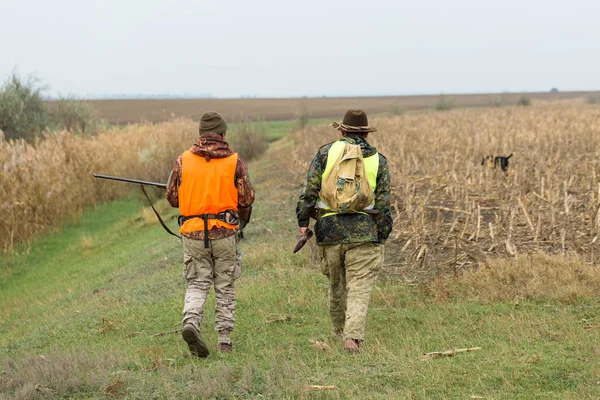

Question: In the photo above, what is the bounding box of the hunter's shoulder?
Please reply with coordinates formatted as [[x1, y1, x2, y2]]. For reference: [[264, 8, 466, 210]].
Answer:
[[234, 153, 251, 173], [317, 141, 336, 153], [377, 153, 390, 175], [234, 152, 247, 165], [309, 142, 336, 162]]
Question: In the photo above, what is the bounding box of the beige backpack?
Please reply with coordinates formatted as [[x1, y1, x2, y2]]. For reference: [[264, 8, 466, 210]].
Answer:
[[319, 142, 374, 214]]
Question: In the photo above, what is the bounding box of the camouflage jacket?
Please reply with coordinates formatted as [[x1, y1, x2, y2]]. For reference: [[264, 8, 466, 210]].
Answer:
[[167, 132, 255, 240], [296, 136, 393, 245]]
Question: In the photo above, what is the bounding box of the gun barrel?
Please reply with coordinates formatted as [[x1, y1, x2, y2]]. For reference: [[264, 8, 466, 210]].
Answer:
[[93, 174, 167, 189]]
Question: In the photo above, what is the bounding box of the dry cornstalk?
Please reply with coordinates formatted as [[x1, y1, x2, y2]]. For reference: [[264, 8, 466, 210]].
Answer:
[[532, 192, 550, 203], [443, 252, 467, 266], [309, 339, 332, 352], [594, 204, 600, 231], [419, 347, 481, 361], [266, 315, 292, 323], [564, 181, 570, 214], [534, 213, 542, 242], [304, 385, 337, 391], [426, 206, 469, 214], [476, 205, 482, 241], [460, 214, 471, 239], [35, 384, 54, 393], [442, 220, 457, 246], [416, 244, 428, 261], [541, 177, 545, 197], [518, 196, 535, 233], [151, 329, 182, 337], [454, 235, 459, 276], [400, 239, 412, 255], [505, 239, 516, 256]]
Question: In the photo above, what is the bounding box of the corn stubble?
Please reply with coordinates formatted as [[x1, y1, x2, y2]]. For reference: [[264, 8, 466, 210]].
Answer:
[[287, 101, 600, 300]]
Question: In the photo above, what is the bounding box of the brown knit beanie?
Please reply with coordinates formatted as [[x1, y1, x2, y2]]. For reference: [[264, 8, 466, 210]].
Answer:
[[199, 111, 227, 135]]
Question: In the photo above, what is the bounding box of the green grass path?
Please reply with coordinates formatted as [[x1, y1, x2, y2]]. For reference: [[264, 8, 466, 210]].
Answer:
[[2, 141, 600, 399]]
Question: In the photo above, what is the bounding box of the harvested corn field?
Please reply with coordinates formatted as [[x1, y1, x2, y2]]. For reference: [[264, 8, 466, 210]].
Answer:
[[286, 101, 600, 278]]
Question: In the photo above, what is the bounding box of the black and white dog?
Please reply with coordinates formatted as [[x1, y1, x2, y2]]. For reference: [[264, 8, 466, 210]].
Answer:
[[481, 154, 513, 172]]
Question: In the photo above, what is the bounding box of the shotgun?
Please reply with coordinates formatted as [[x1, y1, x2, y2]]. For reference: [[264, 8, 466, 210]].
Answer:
[[93, 174, 167, 189], [93, 173, 179, 239]]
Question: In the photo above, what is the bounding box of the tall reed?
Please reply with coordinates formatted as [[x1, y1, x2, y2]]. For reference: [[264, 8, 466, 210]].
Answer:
[[0, 118, 198, 252]]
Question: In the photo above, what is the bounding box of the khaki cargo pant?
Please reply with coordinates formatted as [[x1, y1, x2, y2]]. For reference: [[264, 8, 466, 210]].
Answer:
[[318, 242, 383, 341], [182, 235, 241, 342]]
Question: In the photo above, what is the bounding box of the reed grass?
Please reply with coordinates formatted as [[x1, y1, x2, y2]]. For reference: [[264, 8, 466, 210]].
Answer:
[[0, 118, 198, 252]]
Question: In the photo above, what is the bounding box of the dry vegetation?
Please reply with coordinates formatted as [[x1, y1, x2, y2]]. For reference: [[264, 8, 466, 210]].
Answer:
[[0, 349, 121, 400], [79, 91, 591, 124], [0, 118, 268, 252], [287, 101, 600, 286], [0, 119, 194, 252], [451, 253, 600, 303]]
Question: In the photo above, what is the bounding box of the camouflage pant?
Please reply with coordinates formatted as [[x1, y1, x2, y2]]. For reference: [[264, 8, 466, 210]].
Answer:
[[318, 242, 383, 341], [182, 235, 241, 341]]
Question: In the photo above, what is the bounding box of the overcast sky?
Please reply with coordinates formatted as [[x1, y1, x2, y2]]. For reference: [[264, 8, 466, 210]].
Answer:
[[2, 0, 599, 98]]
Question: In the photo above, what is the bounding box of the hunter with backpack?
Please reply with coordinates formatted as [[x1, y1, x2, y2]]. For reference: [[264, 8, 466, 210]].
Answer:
[[296, 109, 393, 353]]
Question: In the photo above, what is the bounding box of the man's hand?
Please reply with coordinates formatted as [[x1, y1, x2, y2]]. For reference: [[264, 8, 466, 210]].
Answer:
[[293, 227, 314, 253]]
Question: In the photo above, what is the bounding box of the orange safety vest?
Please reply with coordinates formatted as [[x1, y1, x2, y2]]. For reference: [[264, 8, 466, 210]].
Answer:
[[178, 150, 239, 234]]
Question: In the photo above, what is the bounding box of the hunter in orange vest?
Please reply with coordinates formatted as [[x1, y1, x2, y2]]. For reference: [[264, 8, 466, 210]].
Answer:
[[167, 111, 255, 357]]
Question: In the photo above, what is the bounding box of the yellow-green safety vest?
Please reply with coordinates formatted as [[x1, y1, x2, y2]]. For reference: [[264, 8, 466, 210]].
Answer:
[[317, 140, 379, 218]]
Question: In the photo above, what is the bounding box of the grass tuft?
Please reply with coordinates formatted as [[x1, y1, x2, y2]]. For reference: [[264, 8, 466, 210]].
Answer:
[[450, 253, 600, 303], [79, 234, 94, 249], [141, 207, 159, 226], [101, 379, 126, 397], [0, 349, 121, 399]]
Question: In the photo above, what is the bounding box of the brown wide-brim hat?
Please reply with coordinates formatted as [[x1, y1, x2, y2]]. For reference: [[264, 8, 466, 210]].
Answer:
[[330, 109, 377, 133], [199, 111, 228, 135]]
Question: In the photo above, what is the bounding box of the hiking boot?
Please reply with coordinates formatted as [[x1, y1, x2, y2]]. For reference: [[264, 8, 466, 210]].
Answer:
[[182, 324, 209, 358], [217, 342, 233, 352], [343, 338, 361, 353]]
